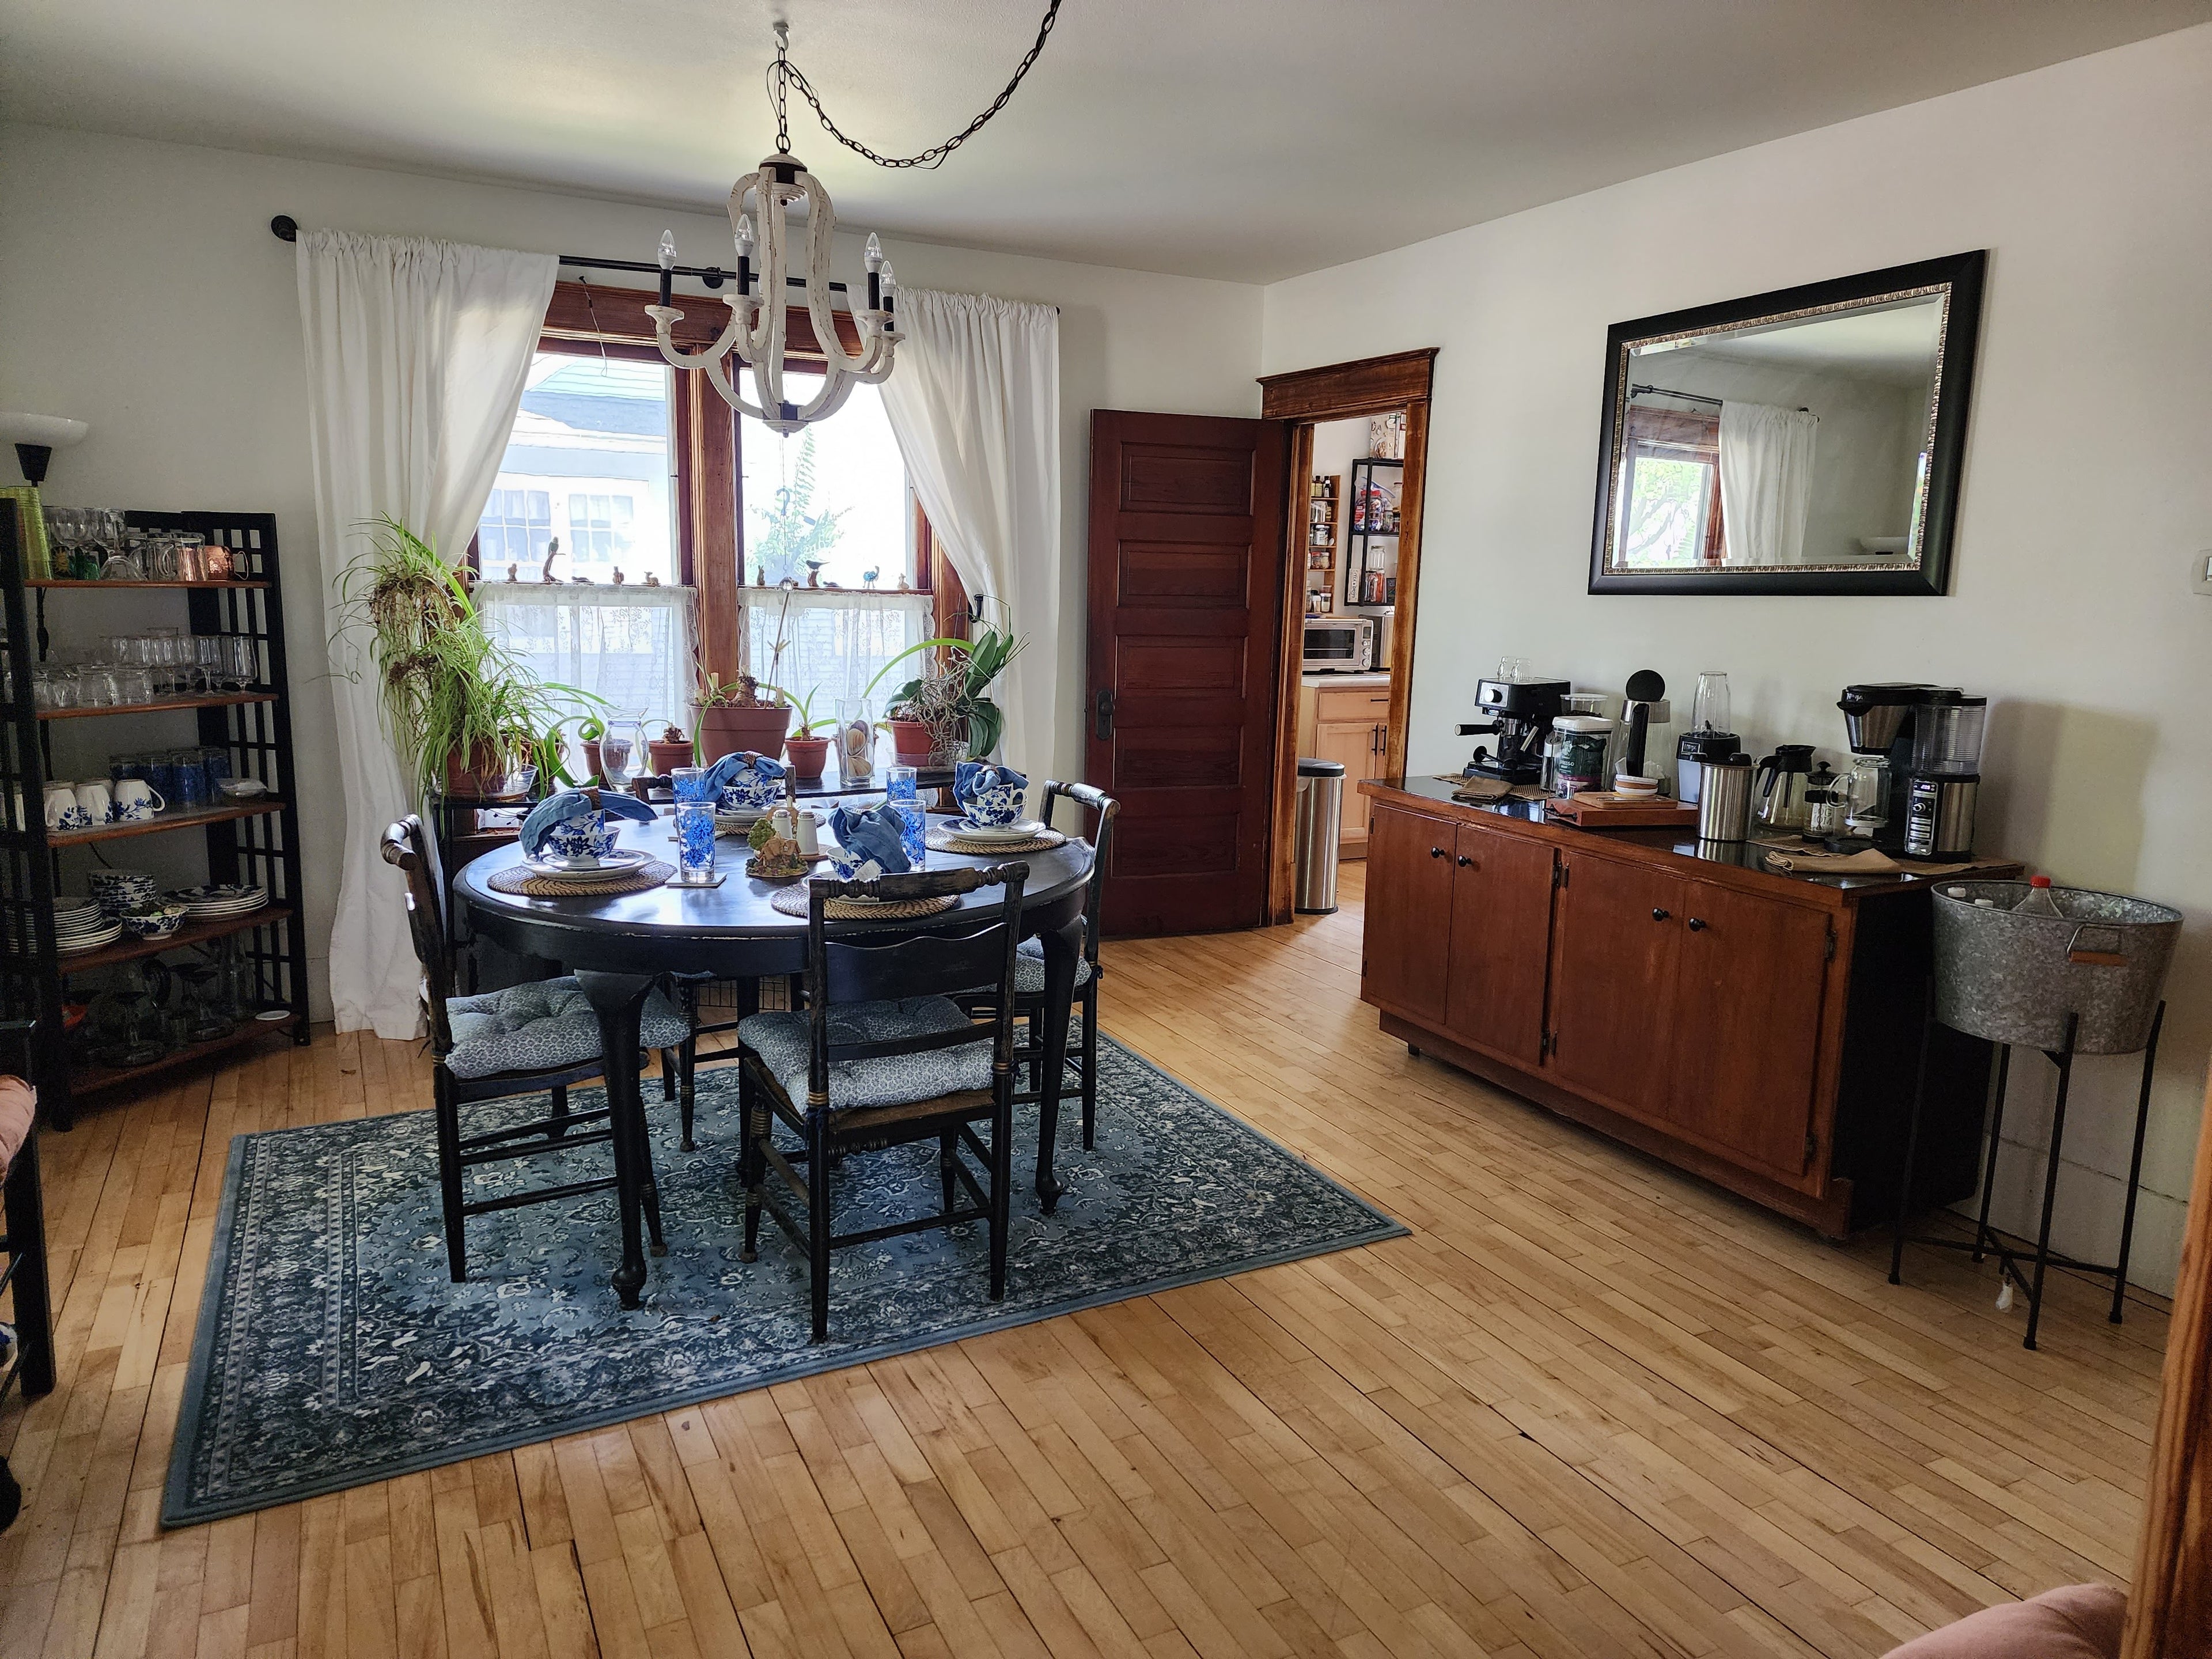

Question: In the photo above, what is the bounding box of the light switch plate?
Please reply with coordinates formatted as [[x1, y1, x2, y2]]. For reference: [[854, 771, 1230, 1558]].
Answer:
[[2193, 551, 2212, 596]]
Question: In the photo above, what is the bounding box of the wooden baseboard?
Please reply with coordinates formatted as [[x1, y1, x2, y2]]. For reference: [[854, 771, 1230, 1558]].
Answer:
[[1378, 1011, 1856, 1239]]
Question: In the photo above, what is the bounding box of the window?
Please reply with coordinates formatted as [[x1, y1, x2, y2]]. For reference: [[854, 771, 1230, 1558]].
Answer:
[[741, 381, 912, 588], [478, 352, 677, 584], [480, 582, 697, 733], [1619, 404, 1725, 567]]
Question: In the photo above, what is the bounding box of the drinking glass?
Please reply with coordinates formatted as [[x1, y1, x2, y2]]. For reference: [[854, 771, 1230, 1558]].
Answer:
[[193, 637, 223, 692], [78, 666, 118, 708], [675, 802, 717, 880], [224, 635, 258, 688], [115, 666, 154, 704], [670, 765, 712, 804], [1497, 657, 1531, 684]]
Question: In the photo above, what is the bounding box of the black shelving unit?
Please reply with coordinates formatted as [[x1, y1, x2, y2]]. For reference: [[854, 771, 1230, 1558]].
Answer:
[[1343, 456, 1403, 610], [0, 509, 311, 1130]]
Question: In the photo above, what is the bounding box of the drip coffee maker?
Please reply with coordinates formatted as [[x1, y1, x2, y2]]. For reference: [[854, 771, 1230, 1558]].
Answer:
[[1835, 683, 1944, 850], [1903, 691, 1986, 858]]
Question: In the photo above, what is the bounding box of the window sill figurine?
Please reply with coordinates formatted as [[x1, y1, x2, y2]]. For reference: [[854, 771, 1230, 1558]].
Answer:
[[539, 535, 562, 584]]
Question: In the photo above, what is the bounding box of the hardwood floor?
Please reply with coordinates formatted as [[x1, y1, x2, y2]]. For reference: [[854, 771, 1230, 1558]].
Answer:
[[0, 862, 2165, 1658]]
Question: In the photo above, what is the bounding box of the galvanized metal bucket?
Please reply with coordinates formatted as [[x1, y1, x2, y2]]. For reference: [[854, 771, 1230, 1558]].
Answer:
[[1931, 881, 2180, 1055]]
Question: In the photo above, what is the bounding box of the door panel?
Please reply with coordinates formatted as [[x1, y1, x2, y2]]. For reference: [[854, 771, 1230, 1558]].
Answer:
[[1546, 850, 1684, 1125], [1088, 411, 1288, 935], [1444, 825, 1555, 1069], [1666, 884, 1831, 1179], [1360, 804, 1455, 1028], [1312, 721, 1376, 850]]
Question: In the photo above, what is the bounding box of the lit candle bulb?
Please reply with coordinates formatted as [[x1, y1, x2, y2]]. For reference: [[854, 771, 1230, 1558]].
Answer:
[[734, 213, 755, 297], [656, 229, 675, 306], [865, 232, 883, 310], [880, 260, 896, 326]]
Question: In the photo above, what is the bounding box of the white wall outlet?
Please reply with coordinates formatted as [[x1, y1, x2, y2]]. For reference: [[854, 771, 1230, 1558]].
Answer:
[[2193, 551, 2212, 597]]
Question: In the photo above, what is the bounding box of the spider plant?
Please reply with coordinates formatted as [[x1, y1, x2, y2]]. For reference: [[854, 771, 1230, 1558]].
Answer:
[[866, 600, 1026, 759], [334, 516, 605, 799]]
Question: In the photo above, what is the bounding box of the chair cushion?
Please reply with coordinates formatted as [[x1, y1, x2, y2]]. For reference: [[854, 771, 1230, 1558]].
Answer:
[[1013, 937, 1094, 996], [739, 998, 991, 1111], [444, 976, 690, 1081], [1880, 1584, 2124, 1658], [0, 1077, 33, 1178]]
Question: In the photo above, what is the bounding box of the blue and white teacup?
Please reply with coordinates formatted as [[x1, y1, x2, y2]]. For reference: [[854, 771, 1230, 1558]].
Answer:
[[827, 803, 912, 882], [542, 812, 622, 862], [713, 750, 787, 814], [954, 762, 1028, 828]]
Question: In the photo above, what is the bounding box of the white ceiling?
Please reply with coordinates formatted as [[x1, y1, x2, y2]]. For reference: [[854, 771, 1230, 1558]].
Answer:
[[6, 0, 2208, 282]]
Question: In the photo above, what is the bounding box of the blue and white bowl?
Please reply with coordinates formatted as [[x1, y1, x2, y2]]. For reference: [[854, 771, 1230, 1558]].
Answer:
[[953, 762, 1028, 828], [716, 758, 785, 813], [120, 902, 187, 939], [541, 812, 622, 863]]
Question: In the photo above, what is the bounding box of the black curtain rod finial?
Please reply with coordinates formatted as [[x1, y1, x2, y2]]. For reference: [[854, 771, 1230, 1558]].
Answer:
[[271, 215, 298, 243]]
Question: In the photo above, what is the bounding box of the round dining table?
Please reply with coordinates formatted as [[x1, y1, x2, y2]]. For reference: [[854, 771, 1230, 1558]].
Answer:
[[454, 830, 1096, 1306]]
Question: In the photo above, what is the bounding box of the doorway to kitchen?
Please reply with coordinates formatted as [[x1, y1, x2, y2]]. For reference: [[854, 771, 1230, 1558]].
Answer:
[[1256, 351, 1437, 921]]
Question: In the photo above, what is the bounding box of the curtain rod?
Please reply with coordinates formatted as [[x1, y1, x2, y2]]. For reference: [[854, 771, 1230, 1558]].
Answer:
[[269, 215, 846, 295], [1629, 382, 1810, 414]]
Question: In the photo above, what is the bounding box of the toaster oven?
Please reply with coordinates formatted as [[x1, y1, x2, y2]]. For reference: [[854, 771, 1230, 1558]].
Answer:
[[1301, 615, 1374, 672]]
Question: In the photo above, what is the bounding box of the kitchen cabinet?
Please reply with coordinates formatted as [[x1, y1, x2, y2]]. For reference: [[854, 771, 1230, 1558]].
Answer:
[[1444, 823, 1554, 1069], [1360, 803, 1455, 1028], [1356, 776, 2009, 1238], [1302, 680, 1393, 855]]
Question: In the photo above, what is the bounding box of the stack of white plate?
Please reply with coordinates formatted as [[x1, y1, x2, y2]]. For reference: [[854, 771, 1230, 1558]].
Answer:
[[523, 848, 652, 882], [949, 818, 1046, 843], [168, 884, 270, 920], [55, 897, 123, 955]]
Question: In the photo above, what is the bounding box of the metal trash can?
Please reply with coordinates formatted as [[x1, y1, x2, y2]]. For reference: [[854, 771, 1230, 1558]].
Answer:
[[1932, 881, 2180, 1055], [1293, 757, 1347, 915]]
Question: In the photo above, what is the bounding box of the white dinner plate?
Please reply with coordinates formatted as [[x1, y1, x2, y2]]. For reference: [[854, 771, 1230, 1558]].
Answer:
[[524, 848, 652, 881], [949, 818, 1044, 841]]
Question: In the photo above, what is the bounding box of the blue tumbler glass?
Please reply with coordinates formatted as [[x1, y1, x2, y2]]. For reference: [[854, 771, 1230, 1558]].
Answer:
[[675, 801, 717, 879]]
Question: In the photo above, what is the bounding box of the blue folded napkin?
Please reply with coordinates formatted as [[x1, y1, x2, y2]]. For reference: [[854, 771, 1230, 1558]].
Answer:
[[829, 802, 912, 878], [702, 749, 786, 793], [954, 762, 1029, 826], [518, 789, 657, 859]]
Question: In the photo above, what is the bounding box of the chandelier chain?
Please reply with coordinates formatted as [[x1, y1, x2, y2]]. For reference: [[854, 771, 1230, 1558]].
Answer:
[[767, 0, 1063, 170]]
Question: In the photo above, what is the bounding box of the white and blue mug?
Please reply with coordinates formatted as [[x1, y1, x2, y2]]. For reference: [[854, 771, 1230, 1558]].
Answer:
[[954, 762, 1028, 828], [113, 779, 165, 821], [542, 811, 622, 862]]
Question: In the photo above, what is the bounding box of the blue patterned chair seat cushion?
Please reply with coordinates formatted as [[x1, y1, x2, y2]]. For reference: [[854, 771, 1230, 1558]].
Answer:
[[739, 997, 992, 1111], [1014, 936, 1094, 995], [444, 976, 690, 1081]]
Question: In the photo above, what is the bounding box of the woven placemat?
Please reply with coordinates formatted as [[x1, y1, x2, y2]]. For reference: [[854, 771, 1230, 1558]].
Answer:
[[769, 885, 960, 921], [925, 825, 1067, 855], [488, 859, 674, 898]]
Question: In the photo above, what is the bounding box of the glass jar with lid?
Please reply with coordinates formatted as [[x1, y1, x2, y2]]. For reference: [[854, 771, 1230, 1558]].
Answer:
[[1548, 715, 1613, 798]]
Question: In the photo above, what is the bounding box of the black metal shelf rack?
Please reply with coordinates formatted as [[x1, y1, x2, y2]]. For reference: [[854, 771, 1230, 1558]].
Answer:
[[1342, 455, 1403, 610], [0, 509, 312, 1130]]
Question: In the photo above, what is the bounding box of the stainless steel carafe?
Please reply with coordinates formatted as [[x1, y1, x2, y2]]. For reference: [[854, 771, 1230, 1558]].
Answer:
[[1696, 753, 1755, 842]]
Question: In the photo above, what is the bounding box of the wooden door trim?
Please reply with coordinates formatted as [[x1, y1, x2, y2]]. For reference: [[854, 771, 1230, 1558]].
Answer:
[[1260, 349, 1439, 922]]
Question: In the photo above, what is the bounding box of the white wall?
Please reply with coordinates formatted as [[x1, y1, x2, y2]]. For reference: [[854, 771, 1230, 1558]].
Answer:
[[1261, 26, 2212, 1293], [0, 122, 1265, 1019]]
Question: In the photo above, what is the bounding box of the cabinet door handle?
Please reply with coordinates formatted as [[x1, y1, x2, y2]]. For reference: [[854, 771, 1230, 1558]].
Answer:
[[1652, 907, 1670, 922], [1456, 854, 1474, 868], [1687, 916, 1707, 932], [1429, 846, 1447, 859]]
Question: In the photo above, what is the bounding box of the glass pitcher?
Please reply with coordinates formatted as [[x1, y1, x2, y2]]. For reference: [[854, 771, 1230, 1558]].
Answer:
[[1839, 753, 1891, 836]]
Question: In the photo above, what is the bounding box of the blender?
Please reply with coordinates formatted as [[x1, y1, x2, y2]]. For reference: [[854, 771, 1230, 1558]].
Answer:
[[1675, 672, 1740, 806], [1903, 691, 1986, 858]]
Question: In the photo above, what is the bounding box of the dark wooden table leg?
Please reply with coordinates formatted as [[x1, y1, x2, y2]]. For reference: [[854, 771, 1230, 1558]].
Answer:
[[576, 970, 657, 1309], [1033, 917, 1084, 1214]]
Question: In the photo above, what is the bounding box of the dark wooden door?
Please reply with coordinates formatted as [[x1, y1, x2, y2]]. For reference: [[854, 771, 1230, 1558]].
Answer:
[[1444, 824, 1555, 1069], [1086, 410, 1287, 935], [1665, 884, 1832, 1180], [1546, 849, 1685, 1125], [1359, 804, 1455, 1029]]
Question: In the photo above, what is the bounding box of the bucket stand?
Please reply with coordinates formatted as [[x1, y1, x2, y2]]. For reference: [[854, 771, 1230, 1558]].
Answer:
[[1890, 995, 2165, 1351]]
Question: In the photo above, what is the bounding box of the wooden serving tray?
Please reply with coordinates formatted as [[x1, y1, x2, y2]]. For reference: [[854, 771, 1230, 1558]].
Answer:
[[1547, 791, 1701, 828]]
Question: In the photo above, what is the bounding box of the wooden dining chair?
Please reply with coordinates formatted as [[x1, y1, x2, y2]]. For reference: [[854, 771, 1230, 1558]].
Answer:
[[735, 863, 1029, 1342], [0, 1018, 54, 1534], [380, 816, 694, 1281]]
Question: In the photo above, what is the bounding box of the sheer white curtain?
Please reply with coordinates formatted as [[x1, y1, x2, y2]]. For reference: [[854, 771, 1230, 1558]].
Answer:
[[480, 582, 696, 732], [743, 586, 936, 710], [297, 231, 557, 1037], [1719, 401, 1819, 566], [877, 290, 1059, 768]]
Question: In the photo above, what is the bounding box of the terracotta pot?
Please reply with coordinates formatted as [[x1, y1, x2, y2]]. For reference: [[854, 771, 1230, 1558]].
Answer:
[[785, 735, 831, 782], [887, 719, 937, 766], [648, 738, 693, 774], [444, 743, 533, 800], [696, 703, 793, 764]]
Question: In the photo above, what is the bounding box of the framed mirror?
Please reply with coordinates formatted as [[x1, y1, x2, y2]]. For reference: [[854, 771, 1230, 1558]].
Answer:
[[1588, 250, 1985, 595]]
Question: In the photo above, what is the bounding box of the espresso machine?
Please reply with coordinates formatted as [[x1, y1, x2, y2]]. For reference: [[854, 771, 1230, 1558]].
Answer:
[[1459, 677, 1570, 783], [1836, 683, 1943, 851]]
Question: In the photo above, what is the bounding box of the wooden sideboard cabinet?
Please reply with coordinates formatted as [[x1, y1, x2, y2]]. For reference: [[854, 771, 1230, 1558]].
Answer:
[[1359, 779, 2007, 1237]]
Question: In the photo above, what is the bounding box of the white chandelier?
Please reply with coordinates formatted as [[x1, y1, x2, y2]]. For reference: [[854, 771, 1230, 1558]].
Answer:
[[646, 6, 1062, 433]]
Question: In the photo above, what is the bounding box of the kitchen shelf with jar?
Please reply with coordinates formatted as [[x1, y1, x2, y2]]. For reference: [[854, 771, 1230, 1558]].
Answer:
[[1304, 472, 1340, 616], [0, 508, 311, 1130], [1343, 455, 1403, 611]]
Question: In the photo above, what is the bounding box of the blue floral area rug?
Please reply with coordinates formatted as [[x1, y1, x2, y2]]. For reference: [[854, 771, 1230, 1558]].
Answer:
[[164, 1036, 1404, 1525]]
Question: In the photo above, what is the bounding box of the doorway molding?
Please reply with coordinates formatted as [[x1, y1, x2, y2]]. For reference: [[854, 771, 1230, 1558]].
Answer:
[[1256, 349, 1437, 923]]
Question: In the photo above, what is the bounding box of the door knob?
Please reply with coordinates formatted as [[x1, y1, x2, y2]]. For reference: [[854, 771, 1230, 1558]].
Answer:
[[1687, 916, 1707, 931], [1093, 687, 1115, 741], [1652, 907, 1670, 922]]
